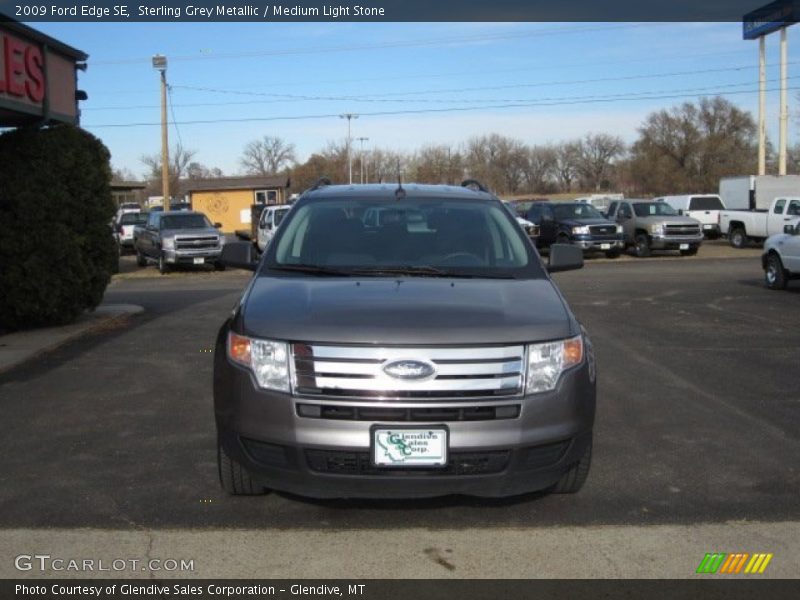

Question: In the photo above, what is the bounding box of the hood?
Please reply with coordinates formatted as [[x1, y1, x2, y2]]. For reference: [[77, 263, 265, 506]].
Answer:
[[635, 215, 700, 226], [560, 217, 615, 227], [161, 227, 220, 237], [241, 276, 574, 345]]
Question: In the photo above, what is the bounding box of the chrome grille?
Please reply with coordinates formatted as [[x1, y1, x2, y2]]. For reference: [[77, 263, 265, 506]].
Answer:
[[589, 225, 617, 235], [174, 235, 219, 250], [664, 225, 701, 236], [293, 344, 525, 400]]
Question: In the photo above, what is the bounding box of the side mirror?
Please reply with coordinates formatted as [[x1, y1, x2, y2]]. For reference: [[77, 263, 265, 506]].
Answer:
[[221, 241, 258, 271], [547, 244, 584, 273], [214, 222, 222, 229], [784, 224, 798, 235]]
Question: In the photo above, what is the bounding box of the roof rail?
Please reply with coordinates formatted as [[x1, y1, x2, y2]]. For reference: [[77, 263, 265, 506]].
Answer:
[[461, 179, 490, 193], [306, 177, 332, 194]]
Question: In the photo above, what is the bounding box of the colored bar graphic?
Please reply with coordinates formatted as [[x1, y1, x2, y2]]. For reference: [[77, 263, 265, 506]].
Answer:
[[699, 552, 773, 575], [697, 553, 727, 574]]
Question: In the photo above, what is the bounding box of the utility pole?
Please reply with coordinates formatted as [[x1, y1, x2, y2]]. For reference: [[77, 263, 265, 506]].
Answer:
[[340, 113, 358, 184], [153, 55, 169, 208], [779, 27, 788, 175], [356, 137, 369, 183], [758, 36, 766, 175]]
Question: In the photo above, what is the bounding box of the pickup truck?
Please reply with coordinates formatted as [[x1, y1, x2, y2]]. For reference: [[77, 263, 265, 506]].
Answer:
[[606, 199, 703, 257], [134, 210, 226, 274], [720, 197, 800, 248], [525, 201, 624, 258], [213, 180, 595, 499], [655, 194, 725, 238], [763, 222, 800, 290], [256, 205, 291, 252]]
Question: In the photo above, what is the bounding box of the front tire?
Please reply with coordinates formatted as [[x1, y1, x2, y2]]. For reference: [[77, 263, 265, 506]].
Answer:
[[158, 254, 170, 275], [214, 261, 226, 272], [136, 249, 147, 267], [551, 437, 592, 494], [729, 227, 748, 249], [634, 233, 651, 258], [605, 250, 621, 259], [218, 441, 268, 495], [765, 253, 788, 290]]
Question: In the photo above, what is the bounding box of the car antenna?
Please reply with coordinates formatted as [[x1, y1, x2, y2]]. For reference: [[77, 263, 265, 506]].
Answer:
[[395, 159, 405, 200]]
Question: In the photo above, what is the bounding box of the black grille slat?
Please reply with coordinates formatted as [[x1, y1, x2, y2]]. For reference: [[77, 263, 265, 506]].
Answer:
[[297, 403, 520, 422], [306, 449, 511, 476]]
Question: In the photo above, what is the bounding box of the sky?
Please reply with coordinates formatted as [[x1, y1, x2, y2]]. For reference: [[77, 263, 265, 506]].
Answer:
[[30, 21, 800, 178]]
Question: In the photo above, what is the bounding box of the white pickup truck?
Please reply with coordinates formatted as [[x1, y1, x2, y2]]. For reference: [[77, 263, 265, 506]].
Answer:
[[719, 197, 800, 248]]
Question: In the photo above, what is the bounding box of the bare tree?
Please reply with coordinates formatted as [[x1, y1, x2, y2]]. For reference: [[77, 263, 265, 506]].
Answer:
[[140, 144, 197, 198], [575, 133, 626, 191], [410, 145, 463, 184], [186, 162, 224, 179], [240, 136, 296, 176], [554, 142, 580, 192], [522, 145, 557, 193], [111, 166, 137, 182]]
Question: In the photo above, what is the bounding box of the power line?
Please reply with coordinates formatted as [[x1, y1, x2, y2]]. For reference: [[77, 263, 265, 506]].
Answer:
[[83, 61, 800, 111], [166, 84, 184, 148], [83, 84, 800, 129], [88, 23, 652, 66]]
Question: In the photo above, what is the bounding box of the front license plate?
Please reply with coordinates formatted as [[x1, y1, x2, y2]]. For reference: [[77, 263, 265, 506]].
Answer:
[[703, 224, 713, 229], [193, 257, 205, 264], [372, 427, 448, 467], [679, 243, 689, 250], [600, 243, 611, 250]]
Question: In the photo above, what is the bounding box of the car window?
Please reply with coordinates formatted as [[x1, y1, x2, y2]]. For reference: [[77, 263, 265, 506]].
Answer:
[[160, 214, 213, 229], [774, 199, 787, 214], [607, 201, 618, 217], [788, 200, 800, 216], [633, 202, 678, 217], [552, 204, 605, 220], [120, 212, 147, 225], [617, 203, 632, 218], [269, 197, 544, 278], [526, 204, 542, 221], [688, 196, 724, 211]]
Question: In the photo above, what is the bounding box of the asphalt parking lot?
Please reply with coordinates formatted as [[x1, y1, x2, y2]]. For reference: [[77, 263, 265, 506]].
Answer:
[[0, 245, 798, 577]]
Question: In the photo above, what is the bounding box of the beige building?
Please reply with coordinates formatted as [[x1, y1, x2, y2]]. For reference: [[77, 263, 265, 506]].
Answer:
[[185, 176, 290, 233]]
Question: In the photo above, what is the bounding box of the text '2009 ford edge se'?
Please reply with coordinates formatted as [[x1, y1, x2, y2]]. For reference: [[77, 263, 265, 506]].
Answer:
[[213, 180, 596, 498]]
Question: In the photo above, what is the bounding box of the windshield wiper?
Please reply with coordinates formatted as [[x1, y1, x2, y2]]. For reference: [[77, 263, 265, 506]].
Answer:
[[269, 264, 352, 276], [350, 266, 516, 279]]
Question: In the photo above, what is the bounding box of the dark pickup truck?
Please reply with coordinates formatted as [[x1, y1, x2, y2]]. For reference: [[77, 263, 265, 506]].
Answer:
[[526, 202, 624, 258], [134, 210, 226, 274], [213, 180, 596, 499]]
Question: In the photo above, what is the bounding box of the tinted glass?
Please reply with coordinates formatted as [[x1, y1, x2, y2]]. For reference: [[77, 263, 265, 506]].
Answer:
[[552, 204, 606, 220], [633, 202, 678, 217], [161, 214, 212, 229], [120, 212, 148, 225], [774, 199, 786, 214], [688, 196, 724, 211], [268, 197, 544, 279]]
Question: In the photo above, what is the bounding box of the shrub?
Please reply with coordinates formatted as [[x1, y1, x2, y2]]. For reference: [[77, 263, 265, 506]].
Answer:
[[0, 125, 116, 331]]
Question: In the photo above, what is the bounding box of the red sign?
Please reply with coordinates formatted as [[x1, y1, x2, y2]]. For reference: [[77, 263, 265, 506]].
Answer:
[[1, 32, 45, 104]]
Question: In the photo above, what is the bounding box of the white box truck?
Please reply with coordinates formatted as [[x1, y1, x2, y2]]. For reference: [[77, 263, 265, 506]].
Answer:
[[719, 175, 800, 211]]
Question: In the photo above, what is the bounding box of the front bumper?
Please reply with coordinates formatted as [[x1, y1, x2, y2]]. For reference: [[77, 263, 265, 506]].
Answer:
[[572, 235, 624, 251], [650, 234, 703, 250], [163, 248, 223, 264], [214, 342, 596, 499]]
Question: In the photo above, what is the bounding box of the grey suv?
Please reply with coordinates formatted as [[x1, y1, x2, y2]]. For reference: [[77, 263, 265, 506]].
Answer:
[[214, 181, 596, 498]]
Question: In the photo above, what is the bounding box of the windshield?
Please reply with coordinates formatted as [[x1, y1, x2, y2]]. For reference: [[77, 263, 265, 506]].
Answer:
[[688, 196, 724, 211], [553, 203, 606, 220], [633, 202, 678, 217], [161, 214, 212, 229], [267, 197, 543, 279]]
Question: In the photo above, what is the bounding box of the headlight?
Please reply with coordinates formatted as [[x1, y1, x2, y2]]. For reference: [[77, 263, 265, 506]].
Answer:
[[162, 237, 175, 250], [615, 225, 623, 234], [525, 335, 584, 394], [227, 332, 290, 392], [218, 235, 226, 246], [649, 223, 664, 235], [572, 226, 590, 235]]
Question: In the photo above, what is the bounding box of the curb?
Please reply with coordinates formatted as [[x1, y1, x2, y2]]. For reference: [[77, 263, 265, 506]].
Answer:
[[0, 304, 144, 375]]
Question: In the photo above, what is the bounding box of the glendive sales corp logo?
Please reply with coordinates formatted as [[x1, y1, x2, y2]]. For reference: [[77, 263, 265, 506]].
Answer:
[[696, 552, 773, 574]]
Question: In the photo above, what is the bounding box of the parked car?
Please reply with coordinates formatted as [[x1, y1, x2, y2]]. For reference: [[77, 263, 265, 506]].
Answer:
[[606, 199, 703, 257], [502, 201, 540, 238], [214, 181, 595, 499], [134, 210, 226, 274], [655, 194, 725, 238], [112, 203, 141, 226], [762, 222, 800, 290], [114, 211, 148, 255], [526, 202, 624, 258], [256, 205, 292, 252], [720, 197, 800, 248]]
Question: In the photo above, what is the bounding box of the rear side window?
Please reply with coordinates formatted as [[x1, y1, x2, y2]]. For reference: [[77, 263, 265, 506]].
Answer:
[[774, 199, 786, 214], [688, 196, 724, 211]]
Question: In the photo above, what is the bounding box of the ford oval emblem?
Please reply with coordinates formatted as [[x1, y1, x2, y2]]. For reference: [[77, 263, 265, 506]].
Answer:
[[382, 359, 436, 381]]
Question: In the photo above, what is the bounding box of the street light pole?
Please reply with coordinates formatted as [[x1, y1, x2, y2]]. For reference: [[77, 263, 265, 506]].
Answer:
[[153, 55, 169, 208], [356, 137, 369, 184], [340, 113, 358, 184]]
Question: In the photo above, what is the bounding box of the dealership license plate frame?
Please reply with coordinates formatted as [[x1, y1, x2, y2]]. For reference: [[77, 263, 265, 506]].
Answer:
[[371, 425, 449, 468], [679, 243, 690, 250], [193, 257, 205, 264]]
